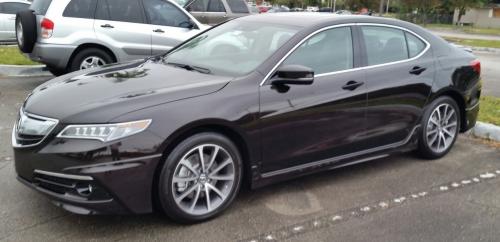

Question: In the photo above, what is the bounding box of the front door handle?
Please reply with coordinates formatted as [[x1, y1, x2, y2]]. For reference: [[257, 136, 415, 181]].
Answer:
[[342, 80, 364, 91], [409, 66, 426, 75], [100, 24, 114, 28], [153, 29, 165, 33]]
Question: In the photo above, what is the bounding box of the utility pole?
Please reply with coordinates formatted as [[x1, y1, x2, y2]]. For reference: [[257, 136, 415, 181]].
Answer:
[[386, 0, 390, 14], [378, 0, 384, 16], [333, 0, 336, 12]]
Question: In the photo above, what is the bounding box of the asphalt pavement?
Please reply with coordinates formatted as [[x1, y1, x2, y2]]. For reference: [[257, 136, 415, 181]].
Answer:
[[0, 74, 499, 241]]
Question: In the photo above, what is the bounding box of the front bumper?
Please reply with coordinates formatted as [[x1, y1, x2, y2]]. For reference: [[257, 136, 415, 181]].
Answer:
[[27, 42, 76, 69], [13, 132, 164, 215]]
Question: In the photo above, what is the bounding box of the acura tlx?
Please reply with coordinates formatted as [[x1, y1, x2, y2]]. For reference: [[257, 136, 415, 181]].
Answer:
[[12, 13, 481, 223]]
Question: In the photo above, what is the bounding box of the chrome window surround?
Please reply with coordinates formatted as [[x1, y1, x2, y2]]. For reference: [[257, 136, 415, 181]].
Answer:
[[12, 110, 59, 148], [259, 23, 431, 86]]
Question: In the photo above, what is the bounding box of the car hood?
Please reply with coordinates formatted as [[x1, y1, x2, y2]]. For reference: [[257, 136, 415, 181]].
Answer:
[[23, 59, 231, 123]]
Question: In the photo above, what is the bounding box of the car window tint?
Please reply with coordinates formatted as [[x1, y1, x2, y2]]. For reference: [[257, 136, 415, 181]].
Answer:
[[63, 0, 97, 19], [207, 0, 225, 12], [283, 27, 353, 75], [188, 0, 207, 11], [143, 0, 190, 28], [96, 0, 144, 24], [227, 0, 248, 13], [361, 26, 408, 65], [29, 0, 52, 15], [2, 2, 29, 14], [405, 32, 426, 58]]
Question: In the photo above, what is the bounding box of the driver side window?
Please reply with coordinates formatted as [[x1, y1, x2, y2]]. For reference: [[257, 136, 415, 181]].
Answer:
[[282, 27, 353, 75], [143, 0, 191, 28]]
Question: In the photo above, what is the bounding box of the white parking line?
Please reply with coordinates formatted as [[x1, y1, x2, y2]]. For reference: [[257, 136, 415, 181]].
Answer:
[[242, 168, 500, 242]]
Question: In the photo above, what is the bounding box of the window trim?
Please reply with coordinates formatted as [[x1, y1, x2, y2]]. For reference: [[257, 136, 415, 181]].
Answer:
[[260, 23, 431, 86]]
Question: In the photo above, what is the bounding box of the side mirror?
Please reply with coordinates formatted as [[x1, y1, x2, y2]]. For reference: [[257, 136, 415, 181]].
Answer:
[[271, 65, 314, 85], [180, 19, 197, 29]]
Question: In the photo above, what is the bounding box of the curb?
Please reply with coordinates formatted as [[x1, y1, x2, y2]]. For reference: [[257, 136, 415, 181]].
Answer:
[[470, 46, 500, 54], [0, 64, 52, 77], [470, 121, 500, 142]]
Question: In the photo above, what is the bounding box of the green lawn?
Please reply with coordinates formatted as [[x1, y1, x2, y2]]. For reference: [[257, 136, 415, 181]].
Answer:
[[0, 46, 39, 65], [443, 37, 500, 49], [479, 96, 500, 126], [425, 23, 500, 36]]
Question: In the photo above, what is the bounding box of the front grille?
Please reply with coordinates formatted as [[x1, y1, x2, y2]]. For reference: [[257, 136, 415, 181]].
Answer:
[[15, 133, 45, 146], [12, 110, 58, 148]]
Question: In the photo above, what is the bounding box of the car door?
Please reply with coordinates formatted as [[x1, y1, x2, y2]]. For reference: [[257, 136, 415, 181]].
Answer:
[[142, 0, 203, 55], [94, 0, 152, 59], [359, 24, 434, 148], [186, 0, 227, 25], [0, 2, 30, 40], [259, 26, 368, 173]]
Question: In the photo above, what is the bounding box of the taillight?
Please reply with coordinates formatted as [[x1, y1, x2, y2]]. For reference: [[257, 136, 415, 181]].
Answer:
[[41, 18, 54, 39], [470, 59, 481, 76]]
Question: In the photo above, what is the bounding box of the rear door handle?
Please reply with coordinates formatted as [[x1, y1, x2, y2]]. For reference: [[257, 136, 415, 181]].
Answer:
[[153, 29, 165, 33], [409, 66, 426, 75], [342, 80, 364, 91], [100, 24, 114, 28]]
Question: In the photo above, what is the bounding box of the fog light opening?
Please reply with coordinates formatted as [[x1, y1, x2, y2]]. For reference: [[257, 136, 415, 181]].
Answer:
[[76, 183, 93, 197]]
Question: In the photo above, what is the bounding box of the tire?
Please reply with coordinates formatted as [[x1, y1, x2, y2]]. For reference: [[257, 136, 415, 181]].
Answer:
[[69, 48, 114, 72], [46, 66, 67, 76], [16, 10, 37, 53], [158, 132, 243, 223], [417, 96, 461, 159]]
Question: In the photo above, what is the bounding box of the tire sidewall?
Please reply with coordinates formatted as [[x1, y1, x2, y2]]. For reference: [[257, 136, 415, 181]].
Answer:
[[16, 11, 37, 53], [158, 133, 243, 223], [419, 96, 460, 159], [70, 48, 113, 72]]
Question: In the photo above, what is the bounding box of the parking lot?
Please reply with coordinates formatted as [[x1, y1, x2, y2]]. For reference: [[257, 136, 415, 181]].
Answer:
[[0, 64, 499, 241]]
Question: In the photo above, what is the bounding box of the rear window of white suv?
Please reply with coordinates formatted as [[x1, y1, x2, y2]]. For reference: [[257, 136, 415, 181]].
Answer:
[[30, 0, 52, 15]]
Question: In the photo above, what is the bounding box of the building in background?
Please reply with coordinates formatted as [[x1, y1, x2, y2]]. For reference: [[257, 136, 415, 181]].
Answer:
[[453, 3, 500, 28]]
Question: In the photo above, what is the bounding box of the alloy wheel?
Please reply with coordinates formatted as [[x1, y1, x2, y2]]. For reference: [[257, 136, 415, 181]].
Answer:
[[426, 103, 458, 153], [80, 56, 106, 70], [171, 144, 236, 216], [16, 22, 24, 47]]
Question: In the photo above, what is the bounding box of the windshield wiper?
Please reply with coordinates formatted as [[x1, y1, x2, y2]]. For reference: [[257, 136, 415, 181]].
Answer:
[[166, 62, 211, 74]]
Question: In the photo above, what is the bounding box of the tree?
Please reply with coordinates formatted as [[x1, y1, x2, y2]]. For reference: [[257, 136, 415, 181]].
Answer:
[[449, 0, 486, 25]]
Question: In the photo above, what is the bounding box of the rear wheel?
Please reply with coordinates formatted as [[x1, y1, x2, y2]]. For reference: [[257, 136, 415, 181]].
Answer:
[[417, 96, 460, 159], [158, 133, 242, 223], [16, 10, 37, 53], [69, 48, 114, 72]]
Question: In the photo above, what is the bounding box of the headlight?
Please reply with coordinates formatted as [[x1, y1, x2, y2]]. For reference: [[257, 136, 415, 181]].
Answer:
[[57, 120, 151, 142]]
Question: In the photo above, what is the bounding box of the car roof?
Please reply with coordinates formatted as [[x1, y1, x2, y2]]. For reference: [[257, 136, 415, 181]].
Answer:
[[238, 12, 377, 27]]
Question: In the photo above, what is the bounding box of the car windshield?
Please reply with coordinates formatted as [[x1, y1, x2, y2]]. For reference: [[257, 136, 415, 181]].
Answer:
[[164, 20, 300, 77]]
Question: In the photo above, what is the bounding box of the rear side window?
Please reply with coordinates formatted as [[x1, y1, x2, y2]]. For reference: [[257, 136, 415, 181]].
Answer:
[[188, 0, 207, 11], [227, 0, 248, 13], [143, 0, 190, 28], [361, 26, 408, 66], [63, 0, 97, 19], [207, 0, 225, 12], [96, 0, 144, 24], [283, 27, 353, 75], [405, 32, 426, 58], [30, 0, 52, 15], [1, 2, 29, 14]]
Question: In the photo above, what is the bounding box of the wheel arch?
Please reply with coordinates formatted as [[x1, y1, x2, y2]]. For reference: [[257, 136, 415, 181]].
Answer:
[[67, 43, 118, 69], [151, 120, 253, 211], [430, 88, 467, 132]]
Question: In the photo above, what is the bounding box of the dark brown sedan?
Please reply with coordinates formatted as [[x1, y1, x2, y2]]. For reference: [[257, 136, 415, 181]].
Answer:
[[12, 13, 481, 223]]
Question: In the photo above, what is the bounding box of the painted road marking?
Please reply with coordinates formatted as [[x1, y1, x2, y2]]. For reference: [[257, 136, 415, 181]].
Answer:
[[242, 168, 500, 242]]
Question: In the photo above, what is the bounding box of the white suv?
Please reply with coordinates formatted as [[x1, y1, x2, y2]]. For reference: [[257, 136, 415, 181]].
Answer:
[[16, 0, 208, 75]]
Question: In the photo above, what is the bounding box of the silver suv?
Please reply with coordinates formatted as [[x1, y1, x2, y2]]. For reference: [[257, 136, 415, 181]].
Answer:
[[16, 0, 208, 75], [183, 0, 251, 25]]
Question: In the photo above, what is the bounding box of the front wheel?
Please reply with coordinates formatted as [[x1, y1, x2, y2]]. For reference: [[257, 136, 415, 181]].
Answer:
[[158, 133, 243, 223], [417, 96, 460, 159]]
